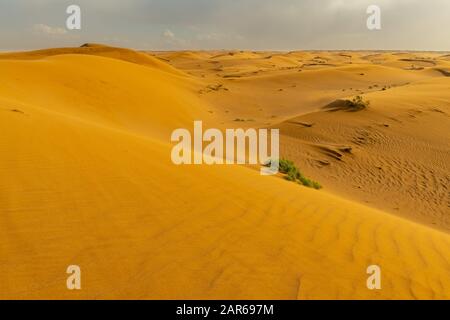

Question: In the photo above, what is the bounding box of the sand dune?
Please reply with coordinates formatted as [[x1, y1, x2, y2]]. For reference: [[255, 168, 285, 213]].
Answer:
[[1, 45, 449, 299], [0, 51, 211, 139], [0, 43, 185, 76], [162, 50, 450, 230], [279, 77, 450, 231]]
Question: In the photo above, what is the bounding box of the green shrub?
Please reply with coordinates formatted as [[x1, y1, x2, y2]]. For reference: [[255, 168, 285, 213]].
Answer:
[[278, 159, 296, 174], [298, 176, 322, 190], [270, 159, 322, 190], [347, 95, 370, 111]]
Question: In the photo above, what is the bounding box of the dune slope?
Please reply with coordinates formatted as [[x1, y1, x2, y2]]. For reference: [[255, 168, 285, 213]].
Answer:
[[0, 53, 212, 140], [161, 50, 450, 231], [280, 77, 450, 230]]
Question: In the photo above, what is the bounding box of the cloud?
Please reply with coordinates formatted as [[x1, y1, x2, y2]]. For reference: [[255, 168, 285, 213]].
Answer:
[[1, 0, 450, 51], [196, 32, 243, 41], [162, 29, 187, 48], [32, 24, 67, 36], [163, 30, 175, 40]]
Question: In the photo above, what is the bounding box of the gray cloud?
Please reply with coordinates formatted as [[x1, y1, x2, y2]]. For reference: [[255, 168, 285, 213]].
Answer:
[[0, 0, 449, 51], [32, 23, 67, 36]]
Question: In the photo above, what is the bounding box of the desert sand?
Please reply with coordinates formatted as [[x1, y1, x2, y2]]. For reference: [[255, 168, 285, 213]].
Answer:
[[0, 44, 449, 299]]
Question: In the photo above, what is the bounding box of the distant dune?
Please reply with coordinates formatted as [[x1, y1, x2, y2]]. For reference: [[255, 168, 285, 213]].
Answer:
[[0, 43, 185, 76], [0, 45, 449, 299]]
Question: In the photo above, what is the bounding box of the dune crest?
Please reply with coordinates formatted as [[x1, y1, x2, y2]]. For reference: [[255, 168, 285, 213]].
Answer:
[[0, 43, 185, 76]]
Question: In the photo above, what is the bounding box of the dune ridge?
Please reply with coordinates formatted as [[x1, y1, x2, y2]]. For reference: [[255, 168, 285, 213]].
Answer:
[[0, 43, 185, 76]]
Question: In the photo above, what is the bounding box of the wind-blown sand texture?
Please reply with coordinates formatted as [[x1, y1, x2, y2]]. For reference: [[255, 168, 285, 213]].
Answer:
[[0, 45, 449, 299]]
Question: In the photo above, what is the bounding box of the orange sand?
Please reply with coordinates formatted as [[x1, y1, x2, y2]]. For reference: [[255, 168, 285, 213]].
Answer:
[[0, 45, 449, 299]]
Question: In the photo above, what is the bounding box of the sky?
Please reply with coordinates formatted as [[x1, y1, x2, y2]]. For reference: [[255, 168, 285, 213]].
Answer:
[[0, 0, 449, 51]]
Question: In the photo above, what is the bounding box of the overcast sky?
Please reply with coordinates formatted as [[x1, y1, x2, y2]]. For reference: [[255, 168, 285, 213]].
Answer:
[[0, 0, 449, 51]]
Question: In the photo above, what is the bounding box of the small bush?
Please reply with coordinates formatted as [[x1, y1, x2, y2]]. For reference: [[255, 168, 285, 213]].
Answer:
[[298, 176, 322, 190], [270, 159, 322, 190], [347, 96, 370, 111]]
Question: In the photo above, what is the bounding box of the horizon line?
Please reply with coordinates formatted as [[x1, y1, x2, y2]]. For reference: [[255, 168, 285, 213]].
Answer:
[[1, 44, 450, 54]]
